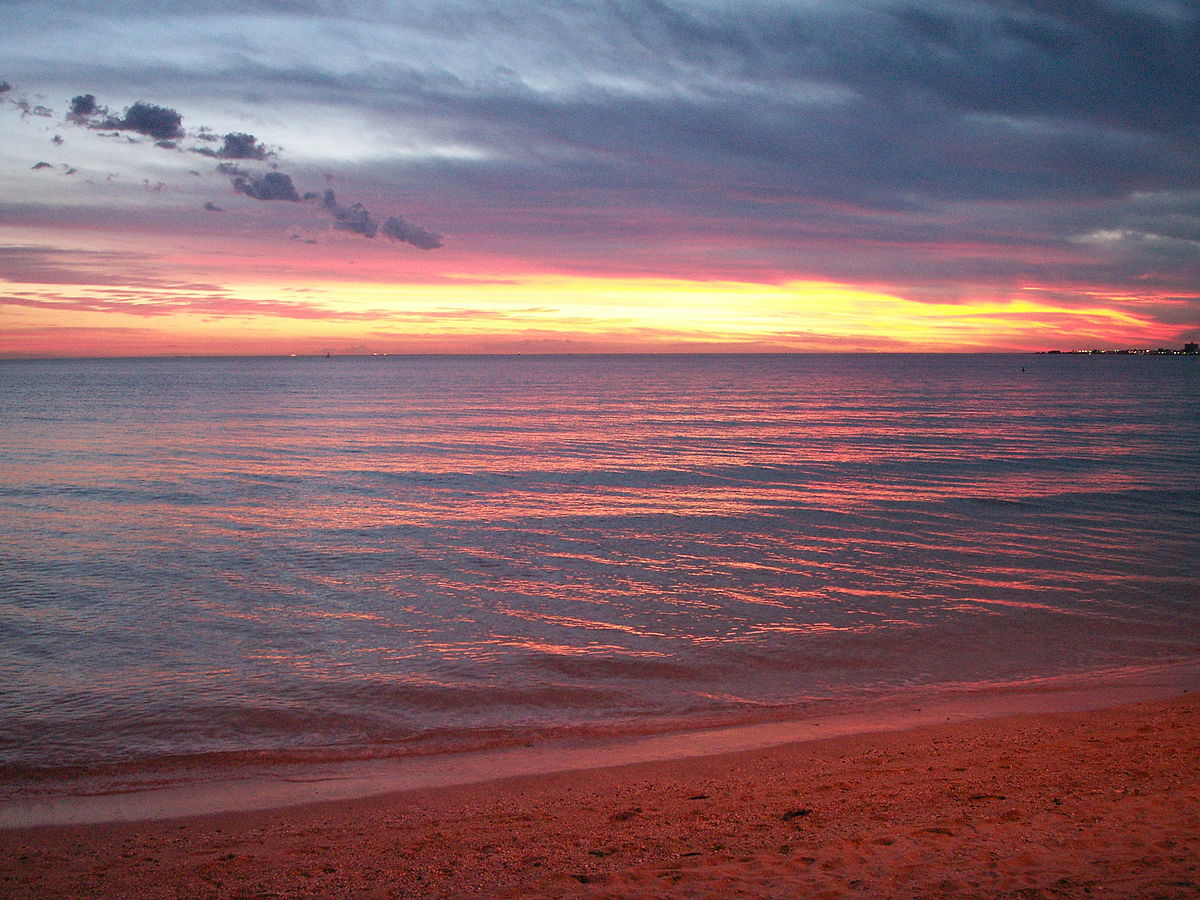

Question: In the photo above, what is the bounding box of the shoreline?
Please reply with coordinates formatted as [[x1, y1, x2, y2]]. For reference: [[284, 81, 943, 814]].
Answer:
[[1, 690, 1196, 898], [2, 657, 1196, 829]]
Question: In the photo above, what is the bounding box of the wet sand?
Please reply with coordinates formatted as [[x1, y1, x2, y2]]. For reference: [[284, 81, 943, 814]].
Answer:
[[2, 693, 1197, 898]]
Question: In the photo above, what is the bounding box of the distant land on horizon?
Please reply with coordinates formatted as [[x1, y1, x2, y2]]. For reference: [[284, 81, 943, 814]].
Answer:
[[4, 345, 1200, 361], [1044, 342, 1199, 356]]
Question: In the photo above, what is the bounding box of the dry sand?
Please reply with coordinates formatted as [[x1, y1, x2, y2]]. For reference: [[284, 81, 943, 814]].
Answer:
[[2, 693, 1197, 899]]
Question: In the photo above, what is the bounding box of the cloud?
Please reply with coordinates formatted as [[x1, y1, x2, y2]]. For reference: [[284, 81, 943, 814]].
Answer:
[[193, 131, 273, 160], [370, 306, 555, 322], [6, 84, 448, 252], [103, 101, 185, 141], [304, 189, 445, 249], [315, 189, 377, 237], [203, 201, 223, 212], [0, 81, 11, 94], [232, 171, 300, 202], [215, 161, 251, 178], [0, 244, 225, 290], [4, 0, 1195, 347], [0, 286, 396, 321], [67, 93, 101, 122], [381, 215, 444, 250], [29, 162, 77, 175], [61, 94, 182, 141], [15, 99, 53, 118]]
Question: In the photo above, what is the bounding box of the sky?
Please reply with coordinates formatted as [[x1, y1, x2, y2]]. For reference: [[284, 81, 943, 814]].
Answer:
[[2, 0, 1199, 356]]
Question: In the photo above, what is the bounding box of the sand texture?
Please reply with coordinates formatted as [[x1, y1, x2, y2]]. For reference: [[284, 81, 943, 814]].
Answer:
[[2, 694, 1197, 899]]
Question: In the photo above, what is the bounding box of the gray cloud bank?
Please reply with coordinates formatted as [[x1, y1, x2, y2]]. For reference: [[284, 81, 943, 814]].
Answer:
[[355, 0, 1193, 325]]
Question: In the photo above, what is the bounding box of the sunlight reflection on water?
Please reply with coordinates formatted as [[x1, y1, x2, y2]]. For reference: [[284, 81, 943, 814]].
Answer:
[[1, 353, 1197, 769]]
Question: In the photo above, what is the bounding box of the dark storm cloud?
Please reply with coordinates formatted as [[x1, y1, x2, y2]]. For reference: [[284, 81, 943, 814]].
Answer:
[[232, 171, 300, 202]]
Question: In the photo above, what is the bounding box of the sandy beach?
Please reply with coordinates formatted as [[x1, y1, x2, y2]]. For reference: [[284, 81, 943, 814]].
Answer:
[[2, 692, 1197, 899]]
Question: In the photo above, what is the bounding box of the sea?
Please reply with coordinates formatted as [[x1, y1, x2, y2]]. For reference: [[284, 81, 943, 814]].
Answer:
[[1, 353, 1198, 788]]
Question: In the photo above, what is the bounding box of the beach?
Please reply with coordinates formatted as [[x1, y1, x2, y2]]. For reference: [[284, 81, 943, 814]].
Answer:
[[2, 692, 1196, 899]]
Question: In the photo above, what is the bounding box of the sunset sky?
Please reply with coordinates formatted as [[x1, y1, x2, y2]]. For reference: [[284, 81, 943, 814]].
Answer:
[[3, 0, 1198, 356]]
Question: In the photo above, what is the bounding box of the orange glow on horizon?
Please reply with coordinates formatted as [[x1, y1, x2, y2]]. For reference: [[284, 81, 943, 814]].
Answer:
[[0, 272, 1184, 358]]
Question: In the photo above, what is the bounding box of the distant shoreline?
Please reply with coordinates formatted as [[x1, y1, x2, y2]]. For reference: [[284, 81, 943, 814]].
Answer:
[[2, 347, 1199, 361], [1043, 345, 1199, 355]]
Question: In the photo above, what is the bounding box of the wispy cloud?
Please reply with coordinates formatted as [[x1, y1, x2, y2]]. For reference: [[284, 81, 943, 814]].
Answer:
[[0, 245, 226, 289], [0, 287, 395, 321]]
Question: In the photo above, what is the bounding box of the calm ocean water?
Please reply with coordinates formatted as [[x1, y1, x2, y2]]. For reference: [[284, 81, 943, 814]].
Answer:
[[1, 353, 1198, 773]]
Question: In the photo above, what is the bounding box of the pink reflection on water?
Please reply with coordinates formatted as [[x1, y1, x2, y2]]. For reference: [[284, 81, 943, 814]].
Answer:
[[494, 606, 669, 638], [6, 355, 1197, 773]]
